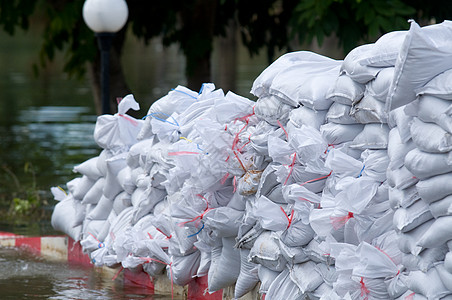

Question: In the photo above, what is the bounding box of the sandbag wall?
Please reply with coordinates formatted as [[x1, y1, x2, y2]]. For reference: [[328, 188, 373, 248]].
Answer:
[[51, 20, 452, 299]]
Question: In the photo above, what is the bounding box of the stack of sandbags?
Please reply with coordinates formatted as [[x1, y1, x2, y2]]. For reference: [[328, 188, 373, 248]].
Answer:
[[386, 20, 452, 299], [50, 19, 452, 300], [52, 95, 143, 244]]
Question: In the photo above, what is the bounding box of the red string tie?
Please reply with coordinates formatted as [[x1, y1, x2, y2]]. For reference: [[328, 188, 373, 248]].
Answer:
[[280, 207, 295, 229], [168, 151, 201, 156], [331, 211, 354, 230], [299, 171, 332, 187], [360, 277, 370, 300], [284, 152, 297, 185], [277, 119, 288, 140], [156, 227, 172, 239], [118, 114, 139, 126]]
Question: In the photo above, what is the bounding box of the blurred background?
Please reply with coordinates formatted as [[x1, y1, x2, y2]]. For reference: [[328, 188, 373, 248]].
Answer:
[[0, 0, 451, 234]]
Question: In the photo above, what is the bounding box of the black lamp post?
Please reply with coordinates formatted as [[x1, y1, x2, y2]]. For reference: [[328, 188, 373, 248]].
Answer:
[[82, 0, 128, 115]]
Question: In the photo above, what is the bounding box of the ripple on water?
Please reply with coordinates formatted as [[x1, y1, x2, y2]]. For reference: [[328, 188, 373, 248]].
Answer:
[[0, 247, 164, 299]]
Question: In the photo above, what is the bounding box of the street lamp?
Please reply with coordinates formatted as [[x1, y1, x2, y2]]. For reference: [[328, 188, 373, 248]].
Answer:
[[82, 0, 129, 115]]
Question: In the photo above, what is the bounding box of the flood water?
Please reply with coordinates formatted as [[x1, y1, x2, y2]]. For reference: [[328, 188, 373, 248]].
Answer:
[[0, 246, 163, 299], [0, 23, 268, 299]]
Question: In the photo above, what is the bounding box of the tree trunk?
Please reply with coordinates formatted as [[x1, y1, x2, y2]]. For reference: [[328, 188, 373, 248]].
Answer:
[[215, 17, 238, 93], [89, 27, 130, 115], [180, 0, 217, 92]]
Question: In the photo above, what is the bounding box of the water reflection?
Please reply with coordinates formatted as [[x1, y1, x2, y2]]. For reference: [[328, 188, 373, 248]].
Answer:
[[1, 106, 99, 194], [0, 247, 164, 299]]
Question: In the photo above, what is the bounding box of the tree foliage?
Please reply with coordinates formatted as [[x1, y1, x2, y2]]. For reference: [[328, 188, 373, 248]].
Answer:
[[291, 0, 452, 54], [1, 0, 452, 87]]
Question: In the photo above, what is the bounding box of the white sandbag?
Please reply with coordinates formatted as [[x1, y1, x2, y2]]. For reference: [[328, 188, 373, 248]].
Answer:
[[254, 95, 292, 125], [320, 123, 364, 145], [350, 95, 387, 124], [50, 186, 68, 202], [415, 95, 452, 133], [94, 94, 143, 151], [193, 243, 211, 277], [86, 195, 113, 220], [257, 265, 281, 294], [386, 20, 452, 111], [267, 53, 341, 107], [416, 173, 452, 203], [405, 148, 452, 180], [250, 120, 278, 156], [358, 30, 407, 67], [214, 91, 255, 123], [96, 149, 111, 177], [401, 267, 451, 299], [303, 238, 332, 264], [360, 149, 389, 182], [204, 207, 243, 238], [341, 44, 382, 83], [249, 231, 287, 272], [388, 128, 415, 171], [430, 195, 452, 218], [357, 209, 395, 244], [131, 187, 166, 224], [170, 251, 201, 286], [308, 282, 334, 300], [103, 152, 128, 200], [67, 176, 94, 201], [403, 245, 448, 273], [326, 102, 357, 125], [417, 216, 452, 249], [251, 51, 333, 98], [116, 166, 135, 194], [51, 196, 82, 241], [350, 124, 390, 150], [333, 177, 380, 214], [208, 237, 241, 293], [279, 210, 315, 247], [82, 219, 106, 242], [234, 249, 259, 299], [325, 73, 365, 105], [326, 102, 357, 124], [396, 219, 433, 255], [445, 252, 452, 274], [352, 242, 399, 279], [388, 106, 413, 143], [393, 199, 433, 233], [295, 69, 341, 111], [416, 68, 452, 100], [290, 261, 323, 294], [82, 177, 105, 205], [126, 138, 156, 169], [265, 269, 303, 300], [388, 185, 420, 210], [97, 210, 116, 242], [395, 291, 427, 300], [386, 166, 418, 190], [289, 105, 327, 129], [365, 67, 395, 102], [316, 263, 338, 287], [278, 240, 310, 265], [138, 85, 198, 140], [73, 156, 103, 180], [436, 263, 452, 293], [237, 169, 262, 196]]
